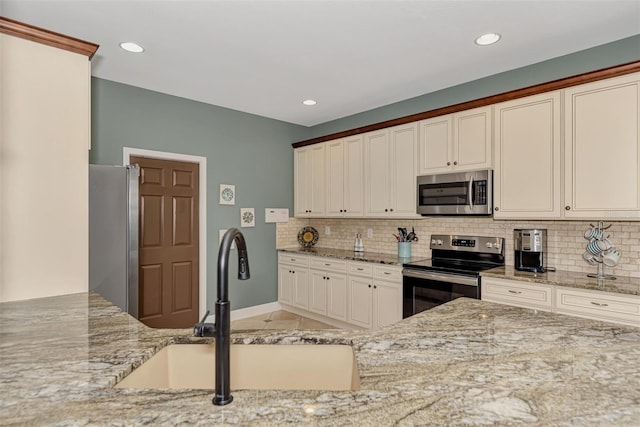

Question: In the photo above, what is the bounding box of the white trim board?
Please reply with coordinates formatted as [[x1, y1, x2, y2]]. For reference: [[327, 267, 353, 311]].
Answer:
[[123, 147, 208, 319]]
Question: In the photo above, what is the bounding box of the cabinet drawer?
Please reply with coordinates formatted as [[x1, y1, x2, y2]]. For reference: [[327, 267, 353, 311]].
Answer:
[[348, 262, 373, 277], [309, 257, 347, 273], [482, 277, 553, 311], [373, 265, 402, 281], [278, 253, 308, 268], [555, 287, 640, 327]]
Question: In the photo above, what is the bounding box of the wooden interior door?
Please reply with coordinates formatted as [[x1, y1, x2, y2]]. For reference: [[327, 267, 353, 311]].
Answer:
[[131, 156, 199, 328]]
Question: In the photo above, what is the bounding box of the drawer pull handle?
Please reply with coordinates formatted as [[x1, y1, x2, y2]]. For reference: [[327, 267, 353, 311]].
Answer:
[[508, 290, 522, 294], [590, 301, 608, 307], [384, 272, 391, 275], [290, 258, 296, 262], [357, 268, 364, 271], [325, 263, 331, 266]]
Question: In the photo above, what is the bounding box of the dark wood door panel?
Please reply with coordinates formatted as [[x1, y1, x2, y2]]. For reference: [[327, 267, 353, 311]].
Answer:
[[131, 155, 199, 329]]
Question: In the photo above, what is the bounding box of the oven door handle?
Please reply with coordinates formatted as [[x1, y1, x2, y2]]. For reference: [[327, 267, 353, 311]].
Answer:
[[402, 269, 478, 286]]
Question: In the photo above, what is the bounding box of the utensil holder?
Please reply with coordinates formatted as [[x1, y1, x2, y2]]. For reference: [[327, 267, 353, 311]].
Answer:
[[398, 242, 411, 258]]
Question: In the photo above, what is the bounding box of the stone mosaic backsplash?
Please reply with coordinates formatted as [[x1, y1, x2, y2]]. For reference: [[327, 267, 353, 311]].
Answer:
[[277, 217, 640, 278]]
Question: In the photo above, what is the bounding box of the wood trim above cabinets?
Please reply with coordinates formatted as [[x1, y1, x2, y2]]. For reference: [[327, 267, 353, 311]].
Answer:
[[0, 17, 99, 59], [292, 60, 640, 148]]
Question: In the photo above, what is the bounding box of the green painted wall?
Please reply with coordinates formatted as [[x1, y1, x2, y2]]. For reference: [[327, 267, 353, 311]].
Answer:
[[90, 78, 308, 310], [91, 34, 639, 311], [308, 35, 640, 138]]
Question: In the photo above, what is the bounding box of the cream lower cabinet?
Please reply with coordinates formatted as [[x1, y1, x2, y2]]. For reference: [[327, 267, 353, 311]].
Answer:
[[482, 276, 640, 327], [482, 277, 554, 312], [555, 287, 640, 327], [308, 258, 348, 321], [364, 123, 419, 218], [278, 254, 309, 309], [563, 72, 640, 219], [493, 92, 562, 219], [348, 263, 402, 329]]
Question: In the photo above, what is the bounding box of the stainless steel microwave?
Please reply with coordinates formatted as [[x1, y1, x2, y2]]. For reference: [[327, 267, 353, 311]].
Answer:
[[417, 169, 493, 216]]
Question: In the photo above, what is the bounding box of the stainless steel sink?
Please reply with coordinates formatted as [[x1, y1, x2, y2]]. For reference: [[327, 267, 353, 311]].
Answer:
[[115, 343, 360, 391]]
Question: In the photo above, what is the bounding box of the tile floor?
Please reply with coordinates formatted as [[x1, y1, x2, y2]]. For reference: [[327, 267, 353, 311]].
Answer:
[[231, 310, 336, 331]]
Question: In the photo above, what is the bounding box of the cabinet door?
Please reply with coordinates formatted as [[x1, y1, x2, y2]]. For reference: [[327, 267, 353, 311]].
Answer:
[[343, 135, 364, 216], [325, 139, 346, 217], [453, 106, 492, 171], [389, 123, 419, 217], [309, 270, 328, 315], [278, 265, 294, 305], [494, 92, 561, 218], [348, 276, 373, 328], [373, 279, 402, 328], [291, 267, 309, 309], [418, 115, 452, 174], [555, 286, 640, 327], [564, 73, 640, 219], [327, 273, 348, 322], [294, 145, 325, 217], [364, 130, 391, 216]]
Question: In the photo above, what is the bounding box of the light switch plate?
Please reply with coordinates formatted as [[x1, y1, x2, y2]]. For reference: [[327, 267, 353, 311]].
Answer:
[[325, 226, 331, 235]]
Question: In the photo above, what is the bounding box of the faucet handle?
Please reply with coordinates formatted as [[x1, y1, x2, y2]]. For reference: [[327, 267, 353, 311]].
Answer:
[[193, 310, 216, 337]]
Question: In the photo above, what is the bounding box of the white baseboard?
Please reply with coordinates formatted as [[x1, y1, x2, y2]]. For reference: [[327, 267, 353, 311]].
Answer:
[[205, 301, 283, 323]]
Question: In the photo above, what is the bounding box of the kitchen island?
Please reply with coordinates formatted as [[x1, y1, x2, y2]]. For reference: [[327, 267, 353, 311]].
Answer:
[[1, 293, 639, 426]]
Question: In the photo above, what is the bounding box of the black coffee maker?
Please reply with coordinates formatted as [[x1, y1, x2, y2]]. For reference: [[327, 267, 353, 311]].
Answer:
[[514, 229, 547, 272]]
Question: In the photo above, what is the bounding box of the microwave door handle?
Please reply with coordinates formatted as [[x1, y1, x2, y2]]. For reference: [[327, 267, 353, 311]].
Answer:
[[468, 176, 474, 209]]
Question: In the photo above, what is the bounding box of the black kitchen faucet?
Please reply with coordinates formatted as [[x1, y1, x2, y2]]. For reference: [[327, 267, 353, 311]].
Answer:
[[193, 228, 250, 406]]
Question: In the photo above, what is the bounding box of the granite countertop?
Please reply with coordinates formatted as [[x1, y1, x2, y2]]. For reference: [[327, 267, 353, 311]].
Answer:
[[482, 266, 640, 296], [1, 292, 640, 426], [278, 246, 426, 265]]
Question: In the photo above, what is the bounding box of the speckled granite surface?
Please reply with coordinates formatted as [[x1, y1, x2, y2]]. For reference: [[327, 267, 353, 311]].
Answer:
[[1, 292, 639, 426], [278, 247, 426, 265], [483, 266, 640, 296]]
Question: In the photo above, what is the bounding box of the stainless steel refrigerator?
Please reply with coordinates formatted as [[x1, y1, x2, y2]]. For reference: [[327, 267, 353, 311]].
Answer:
[[89, 164, 140, 317]]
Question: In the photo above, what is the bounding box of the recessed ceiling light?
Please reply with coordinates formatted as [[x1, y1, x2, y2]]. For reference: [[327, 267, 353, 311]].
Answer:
[[119, 42, 145, 53], [474, 33, 501, 46], [302, 99, 317, 106]]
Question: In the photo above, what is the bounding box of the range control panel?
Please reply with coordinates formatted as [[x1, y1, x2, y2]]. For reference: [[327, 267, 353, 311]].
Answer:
[[430, 234, 504, 255]]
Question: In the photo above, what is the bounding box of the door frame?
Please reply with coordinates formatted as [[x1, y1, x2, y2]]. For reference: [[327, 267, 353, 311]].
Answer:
[[123, 147, 207, 319]]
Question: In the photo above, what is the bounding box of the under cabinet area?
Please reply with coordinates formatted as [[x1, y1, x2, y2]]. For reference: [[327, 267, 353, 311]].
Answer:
[[482, 277, 554, 312], [278, 252, 403, 329]]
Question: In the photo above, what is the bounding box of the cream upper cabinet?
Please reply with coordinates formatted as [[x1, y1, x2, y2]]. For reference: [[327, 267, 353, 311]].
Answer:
[[364, 123, 419, 217], [294, 144, 325, 217], [563, 72, 640, 219], [494, 92, 562, 219], [325, 135, 364, 217], [418, 106, 492, 175]]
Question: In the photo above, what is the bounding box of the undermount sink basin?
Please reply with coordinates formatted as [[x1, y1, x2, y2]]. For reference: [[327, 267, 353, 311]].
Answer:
[[115, 344, 360, 391]]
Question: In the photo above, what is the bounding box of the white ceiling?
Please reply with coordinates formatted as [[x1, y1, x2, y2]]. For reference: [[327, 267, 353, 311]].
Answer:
[[2, 0, 639, 127]]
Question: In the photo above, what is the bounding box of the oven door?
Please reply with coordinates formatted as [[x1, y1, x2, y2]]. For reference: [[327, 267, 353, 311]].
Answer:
[[402, 269, 480, 318]]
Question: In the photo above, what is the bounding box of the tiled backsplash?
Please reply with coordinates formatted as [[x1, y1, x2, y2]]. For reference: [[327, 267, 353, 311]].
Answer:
[[277, 217, 640, 278]]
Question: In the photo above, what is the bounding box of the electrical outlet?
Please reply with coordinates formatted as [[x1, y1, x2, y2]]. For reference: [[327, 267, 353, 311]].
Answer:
[[367, 228, 373, 238], [325, 226, 331, 236]]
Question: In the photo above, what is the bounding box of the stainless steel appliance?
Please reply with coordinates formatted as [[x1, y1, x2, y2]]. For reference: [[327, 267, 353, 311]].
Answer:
[[89, 164, 140, 317], [417, 169, 493, 216], [402, 234, 505, 318], [514, 229, 547, 273]]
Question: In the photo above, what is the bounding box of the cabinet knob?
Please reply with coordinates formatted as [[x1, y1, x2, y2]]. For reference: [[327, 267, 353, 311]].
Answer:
[[453, 161, 458, 165], [495, 207, 499, 211], [374, 285, 377, 289], [344, 209, 347, 212], [385, 209, 388, 212], [368, 284, 372, 288], [447, 162, 451, 166], [390, 208, 394, 212], [565, 206, 571, 211]]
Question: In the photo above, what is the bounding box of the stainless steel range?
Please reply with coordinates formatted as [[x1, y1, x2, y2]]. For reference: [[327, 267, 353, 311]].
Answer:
[[402, 234, 505, 318]]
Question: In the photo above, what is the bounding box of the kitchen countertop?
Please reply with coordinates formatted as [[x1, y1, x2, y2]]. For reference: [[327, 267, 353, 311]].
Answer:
[[278, 246, 426, 265], [482, 266, 640, 296], [1, 292, 640, 426]]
